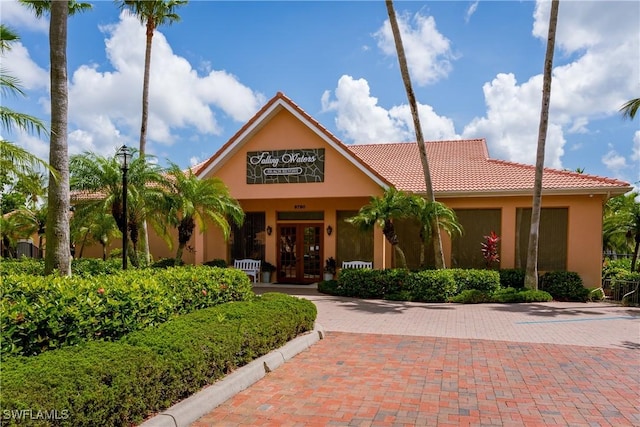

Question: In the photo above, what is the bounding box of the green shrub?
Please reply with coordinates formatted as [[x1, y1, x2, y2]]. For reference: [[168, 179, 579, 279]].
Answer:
[[0, 258, 44, 276], [203, 258, 228, 268], [588, 287, 605, 302], [317, 279, 342, 296], [0, 294, 316, 427], [150, 258, 183, 269], [0, 266, 253, 357], [540, 271, 590, 302], [499, 269, 526, 289], [449, 289, 492, 304], [405, 269, 456, 302], [491, 287, 553, 303], [451, 269, 500, 293], [337, 269, 409, 299]]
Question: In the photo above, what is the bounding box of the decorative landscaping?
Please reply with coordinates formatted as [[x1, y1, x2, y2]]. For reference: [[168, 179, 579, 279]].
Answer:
[[318, 267, 600, 304]]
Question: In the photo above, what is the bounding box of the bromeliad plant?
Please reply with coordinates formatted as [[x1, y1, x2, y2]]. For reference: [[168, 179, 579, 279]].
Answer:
[[481, 231, 500, 269]]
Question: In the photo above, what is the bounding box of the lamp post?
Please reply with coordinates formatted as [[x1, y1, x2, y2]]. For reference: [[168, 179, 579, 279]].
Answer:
[[116, 145, 131, 270]]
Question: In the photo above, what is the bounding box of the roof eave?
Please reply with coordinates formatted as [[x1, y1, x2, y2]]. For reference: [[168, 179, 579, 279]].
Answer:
[[428, 186, 633, 199]]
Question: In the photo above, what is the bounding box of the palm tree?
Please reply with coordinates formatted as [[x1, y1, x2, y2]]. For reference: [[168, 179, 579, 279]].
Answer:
[[347, 187, 412, 269], [70, 149, 168, 267], [0, 24, 50, 181], [20, 0, 92, 276], [620, 98, 639, 120], [603, 192, 640, 271], [117, 0, 187, 265], [409, 196, 462, 267], [165, 164, 244, 265], [71, 204, 119, 260], [384, 0, 446, 269], [525, 0, 560, 290]]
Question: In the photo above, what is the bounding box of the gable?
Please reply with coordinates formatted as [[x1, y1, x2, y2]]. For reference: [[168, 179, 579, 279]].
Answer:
[[200, 96, 389, 200]]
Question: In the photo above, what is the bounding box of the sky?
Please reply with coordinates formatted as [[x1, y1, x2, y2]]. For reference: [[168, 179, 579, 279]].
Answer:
[[2, 0, 639, 190]]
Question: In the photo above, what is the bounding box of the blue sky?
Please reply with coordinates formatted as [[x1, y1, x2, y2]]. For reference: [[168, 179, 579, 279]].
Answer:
[[2, 0, 639, 189]]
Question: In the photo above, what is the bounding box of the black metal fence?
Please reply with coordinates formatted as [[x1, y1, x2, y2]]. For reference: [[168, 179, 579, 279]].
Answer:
[[16, 241, 41, 259], [601, 278, 639, 305]]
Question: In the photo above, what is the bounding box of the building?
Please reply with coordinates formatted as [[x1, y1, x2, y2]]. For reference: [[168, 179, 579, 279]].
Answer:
[[76, 92, 631, 286], [177, 92, 630, 287]]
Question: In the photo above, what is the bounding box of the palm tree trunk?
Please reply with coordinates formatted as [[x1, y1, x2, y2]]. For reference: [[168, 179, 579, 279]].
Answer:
[[44, 0, 71, 276], [632, 234, 639, 272], [385, 0, 445, 269], [394, 244, 407, 270], [138, 21, 154, 266], [525, 0, 560, 290]]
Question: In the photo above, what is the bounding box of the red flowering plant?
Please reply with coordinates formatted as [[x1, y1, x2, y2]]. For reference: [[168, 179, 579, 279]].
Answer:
[[481, 231, 500, 269]]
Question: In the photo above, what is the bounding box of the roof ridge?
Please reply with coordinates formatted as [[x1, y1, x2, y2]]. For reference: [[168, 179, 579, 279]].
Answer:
[[487, 158, 630, 185], [350, 138, 485, 147]]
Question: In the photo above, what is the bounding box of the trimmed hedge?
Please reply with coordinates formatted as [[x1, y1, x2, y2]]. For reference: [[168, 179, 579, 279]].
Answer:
[[1, 266, 254, 357], [540, 271, 589, 302], [333, 268, 497, 302], [0, 293, 317, 427], [499, 269, 526, 289], [322, 268, 565, 304]]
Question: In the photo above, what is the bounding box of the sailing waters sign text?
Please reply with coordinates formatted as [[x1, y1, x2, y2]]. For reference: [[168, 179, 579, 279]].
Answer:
[[247, 149, 325, 184]]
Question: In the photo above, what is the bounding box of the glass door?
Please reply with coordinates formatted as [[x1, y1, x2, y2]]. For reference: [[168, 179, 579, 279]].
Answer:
[[277, 224, 322, 283]]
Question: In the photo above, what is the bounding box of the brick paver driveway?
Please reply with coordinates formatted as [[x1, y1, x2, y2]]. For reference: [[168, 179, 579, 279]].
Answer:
[[194, 289, 640, 426]]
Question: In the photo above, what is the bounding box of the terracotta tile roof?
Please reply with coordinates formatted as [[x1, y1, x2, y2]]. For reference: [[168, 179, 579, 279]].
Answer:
[[348, 139, 631, 196], [196, 92, 630, 197]]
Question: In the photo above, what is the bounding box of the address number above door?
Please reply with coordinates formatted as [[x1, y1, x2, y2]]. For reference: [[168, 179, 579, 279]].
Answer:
[[247, 148, 325, 184]]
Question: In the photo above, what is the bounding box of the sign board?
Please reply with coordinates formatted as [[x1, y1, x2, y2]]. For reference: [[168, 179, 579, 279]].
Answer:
[[247, 149, 325, 184]]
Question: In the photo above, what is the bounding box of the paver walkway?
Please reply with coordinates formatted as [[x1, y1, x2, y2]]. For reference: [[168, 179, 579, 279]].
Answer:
[[194, 287, 640, 426]]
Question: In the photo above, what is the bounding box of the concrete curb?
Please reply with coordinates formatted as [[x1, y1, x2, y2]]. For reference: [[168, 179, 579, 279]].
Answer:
[[138, 325, 325, 427]]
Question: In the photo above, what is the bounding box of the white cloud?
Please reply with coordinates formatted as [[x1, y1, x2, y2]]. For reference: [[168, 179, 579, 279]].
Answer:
[[465, 1, 479, 24], [322, 75, 458, 144], [63, 12, 265, 158], [1, 42, 49, 91], [462, 0, 638, 168], [1, 0, 49, 33], [601, 147, 628, 176], [462, 73, 566, 168], [374, 11, 455, 86]]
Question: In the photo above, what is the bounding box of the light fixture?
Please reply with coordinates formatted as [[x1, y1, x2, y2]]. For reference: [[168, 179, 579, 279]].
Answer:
[[326, 225, 333, 236], [266, 225, 273, 236], [116, 145, 132, 270]]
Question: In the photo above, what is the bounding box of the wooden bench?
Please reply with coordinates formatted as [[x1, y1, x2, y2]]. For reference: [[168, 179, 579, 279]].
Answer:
[[234, 259, 261, 283], [342, 260, 373, 269]]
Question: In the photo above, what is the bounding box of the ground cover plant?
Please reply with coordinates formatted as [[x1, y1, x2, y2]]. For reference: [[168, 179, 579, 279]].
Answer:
[[0, 293, 317, 427], [1, 265, 253, 357]]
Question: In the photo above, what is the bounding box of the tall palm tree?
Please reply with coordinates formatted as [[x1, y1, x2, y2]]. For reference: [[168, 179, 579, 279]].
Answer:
[[384, 0, 446, 269], [347, 187, 412, 269], [409, 196, 462, 267], [165, 164, 244, 265], [117, 0, 187, 265], [620, 98, 639, 120], [603, 192, 640, 272], [525, 0, 560, 290], [20, 0, 91, 276]]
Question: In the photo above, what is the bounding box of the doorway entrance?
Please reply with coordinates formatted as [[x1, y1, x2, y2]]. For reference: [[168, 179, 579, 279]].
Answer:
[[277, 224, 323, 284]]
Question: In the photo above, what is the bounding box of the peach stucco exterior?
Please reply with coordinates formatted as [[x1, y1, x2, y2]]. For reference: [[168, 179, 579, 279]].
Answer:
[[78, 93, 630, 288]]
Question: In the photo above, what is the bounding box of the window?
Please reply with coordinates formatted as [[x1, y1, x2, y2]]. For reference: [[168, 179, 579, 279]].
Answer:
[[229, 212, 265, 261], [452, 209, 501, 269], [516, 208, 568, 271], [336, 211, 373, 265]]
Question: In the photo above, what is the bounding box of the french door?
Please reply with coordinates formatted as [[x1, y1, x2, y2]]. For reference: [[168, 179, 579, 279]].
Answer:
[[277, 224, 323, 284]]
